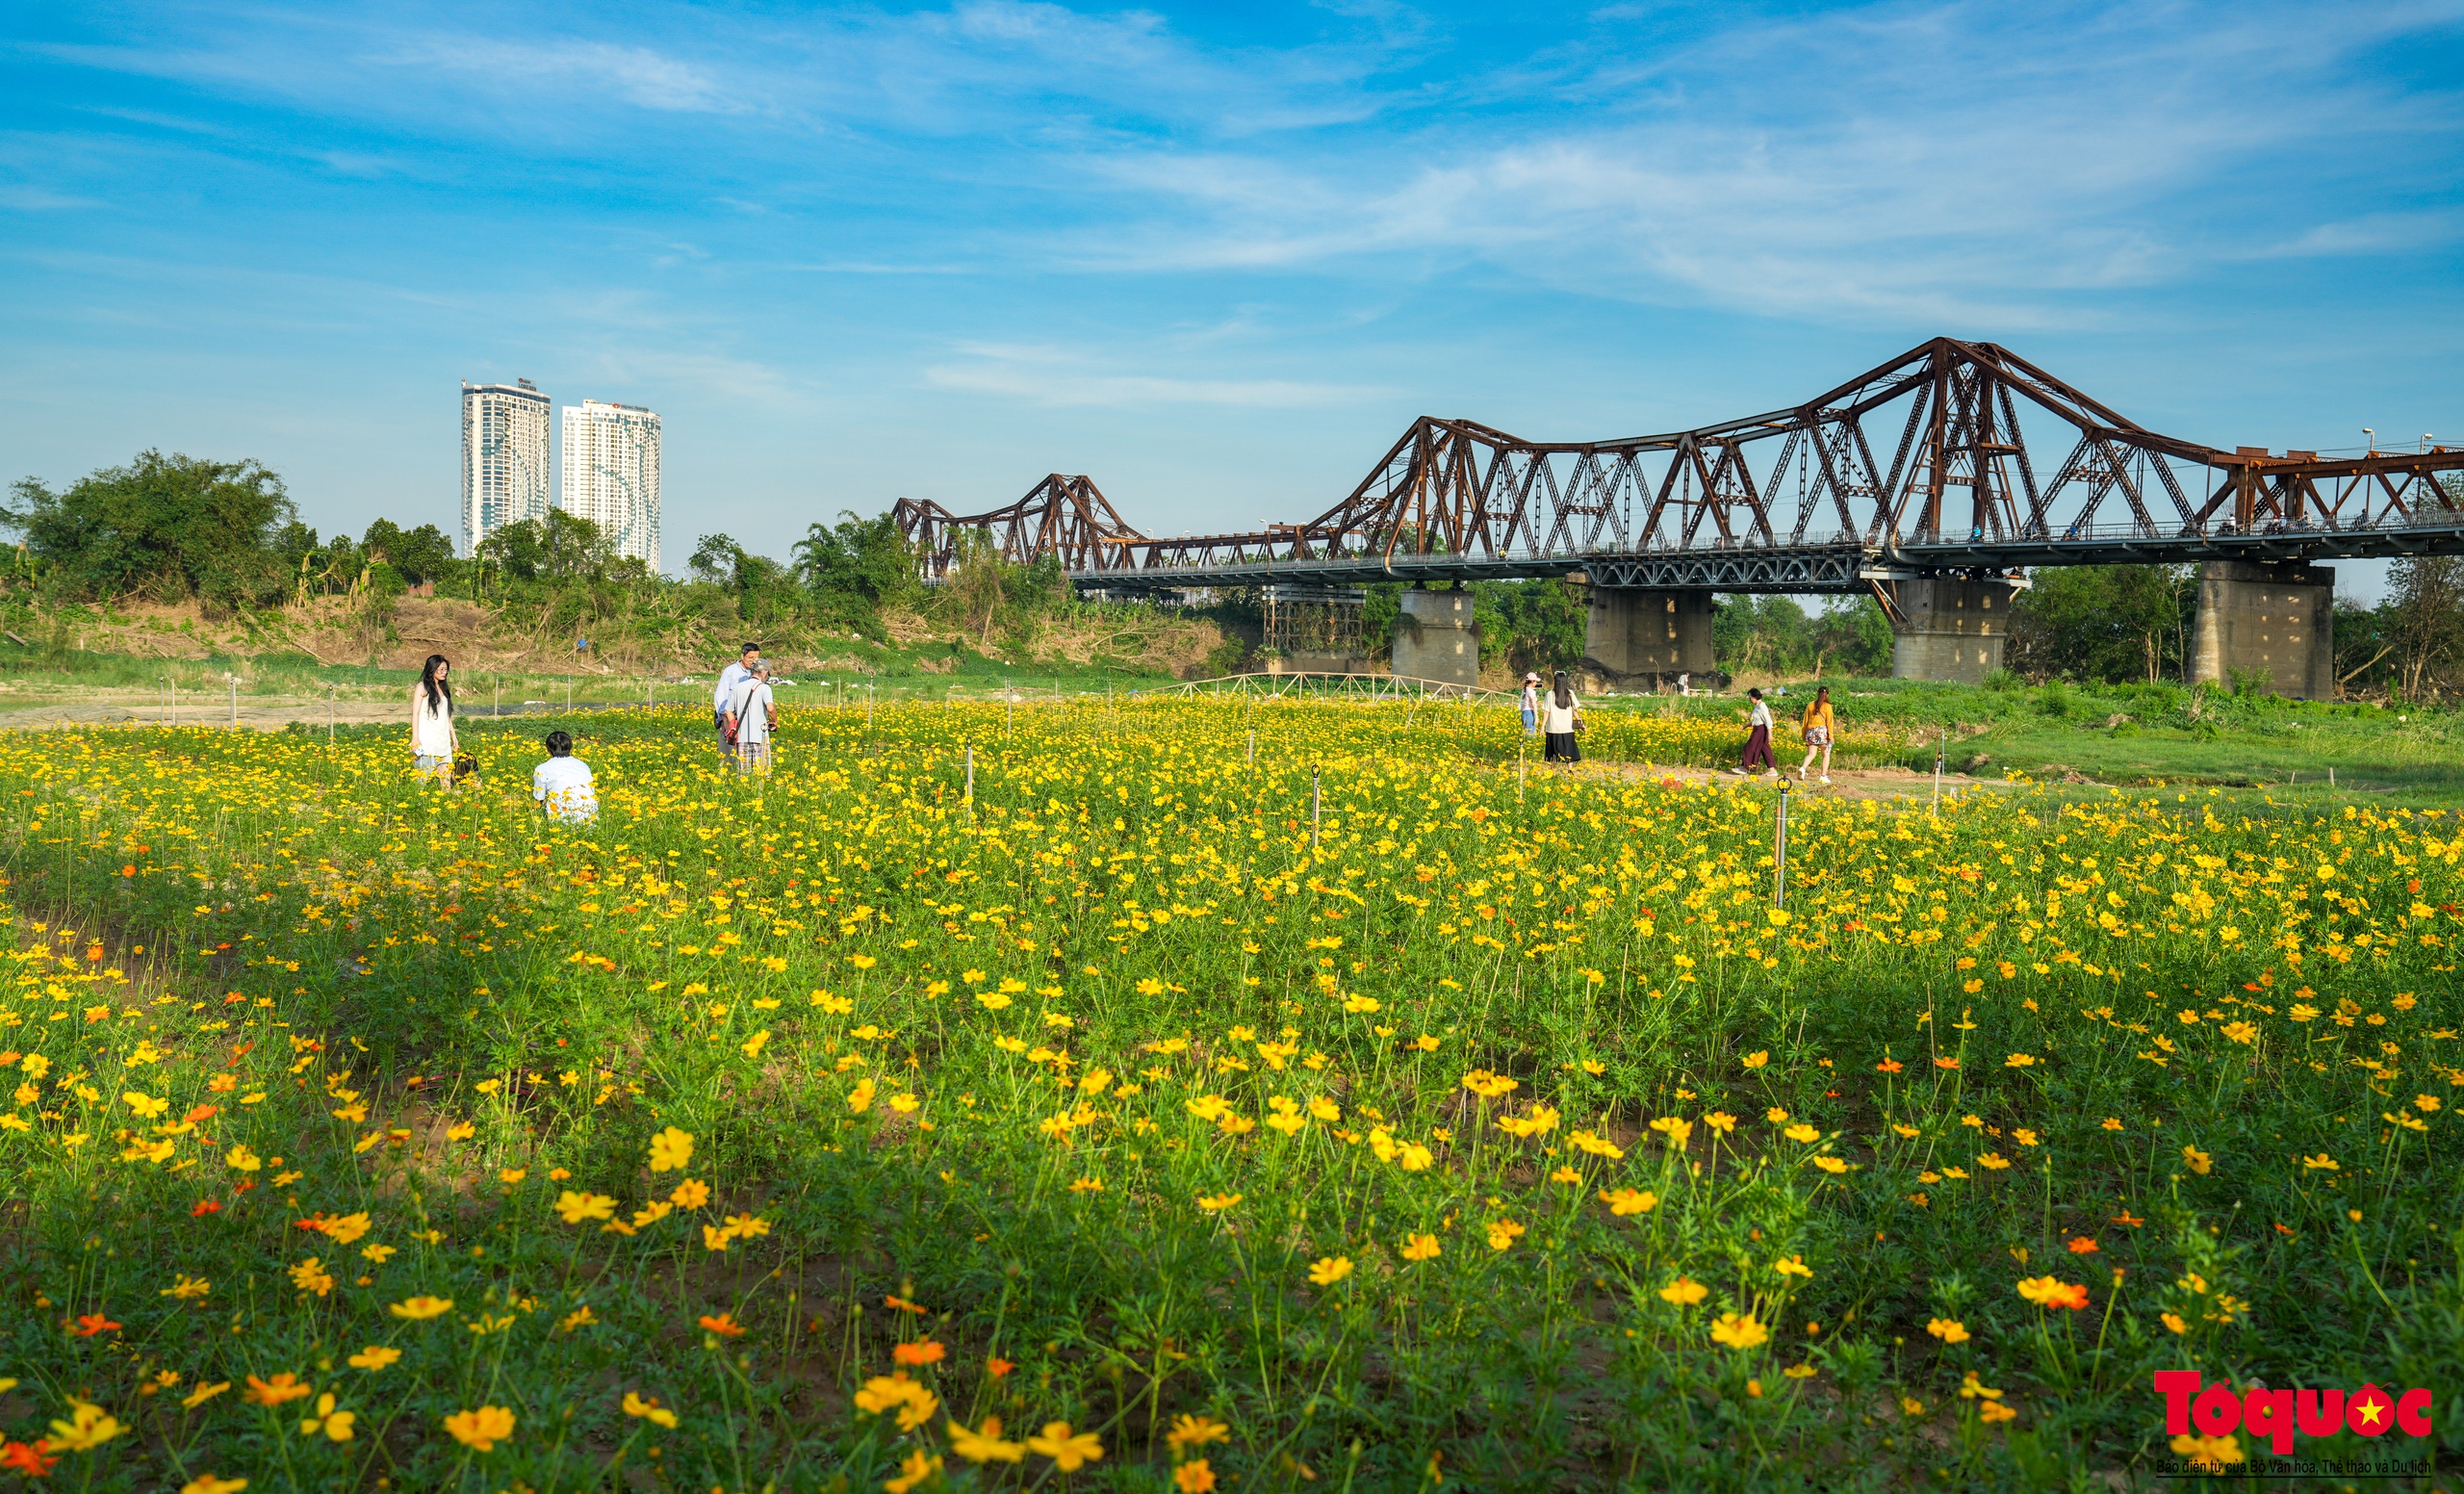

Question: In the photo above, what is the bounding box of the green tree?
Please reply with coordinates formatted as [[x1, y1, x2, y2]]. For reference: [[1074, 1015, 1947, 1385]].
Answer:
[[1809, 596, 1893, 677], [4, 450, 295, 610], [362, 519, 457, 586], [2384, 554, 2464, 700], [792, 511, 917, 628], [2008, 565, 2191, 682], [1712, 595, 1814, 677], [477, 519, 546, 580]]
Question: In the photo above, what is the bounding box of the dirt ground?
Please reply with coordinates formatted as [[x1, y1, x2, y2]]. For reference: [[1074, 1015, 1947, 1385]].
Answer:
[[0, 696, 645, 733], [1580, 759, 2018, 803]]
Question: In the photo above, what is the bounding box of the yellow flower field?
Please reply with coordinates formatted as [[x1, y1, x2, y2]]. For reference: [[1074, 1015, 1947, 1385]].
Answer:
[[0, 698, 2454, 1490]]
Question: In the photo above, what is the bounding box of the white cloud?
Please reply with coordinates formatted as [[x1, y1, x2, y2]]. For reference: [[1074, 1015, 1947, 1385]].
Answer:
[[923, 343, 1380, 407]]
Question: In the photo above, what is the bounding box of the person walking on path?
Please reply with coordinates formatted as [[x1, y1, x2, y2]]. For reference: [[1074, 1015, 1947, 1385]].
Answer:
[[726, 661, 778, 776], [1519, 672, 1541, 737], [1677, 671, 1691, 697], [713, 643, 759, 752], [1797, 684, 1836, 785], [1540, 670, 1582, 763], [531, 729, 599, 824], [410, 654, 459, 788], [1741, 687, 1776, 777]]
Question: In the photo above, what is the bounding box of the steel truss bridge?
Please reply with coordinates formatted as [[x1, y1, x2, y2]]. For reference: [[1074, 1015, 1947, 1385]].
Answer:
[[894, 338, 2464, 598]]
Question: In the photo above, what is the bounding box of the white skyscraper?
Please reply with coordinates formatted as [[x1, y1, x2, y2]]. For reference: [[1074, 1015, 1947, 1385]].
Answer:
[[560, 399, 662, 571], [461, 379, 553, 558]]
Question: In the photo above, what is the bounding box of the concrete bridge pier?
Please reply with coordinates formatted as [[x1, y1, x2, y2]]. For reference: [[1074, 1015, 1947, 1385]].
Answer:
[[2189, 560, 2333, 699], [1889, 578, 2013, 683], [1391, 587, 1481, 687], [1581, 588, 1716, 687]]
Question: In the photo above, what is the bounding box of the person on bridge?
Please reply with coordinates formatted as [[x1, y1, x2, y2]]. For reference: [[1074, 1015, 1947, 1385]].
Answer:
[[1519, 673, 1541, 736], [1742, 688, 1776, 777], [1541, 671, 1582, 763], [1796, 684, 1835, 786]]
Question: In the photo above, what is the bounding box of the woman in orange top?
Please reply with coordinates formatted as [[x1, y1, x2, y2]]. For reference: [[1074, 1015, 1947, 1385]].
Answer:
[[1797, 684, 1836, 785]]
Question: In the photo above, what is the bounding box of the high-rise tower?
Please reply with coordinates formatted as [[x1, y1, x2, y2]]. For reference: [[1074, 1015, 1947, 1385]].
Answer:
[[460, 379, 552, 558], [560, 399, 662, 571]]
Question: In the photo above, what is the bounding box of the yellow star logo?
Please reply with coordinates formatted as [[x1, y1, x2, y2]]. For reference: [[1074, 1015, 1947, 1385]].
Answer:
[[2355, 1395, 2386, 1428]]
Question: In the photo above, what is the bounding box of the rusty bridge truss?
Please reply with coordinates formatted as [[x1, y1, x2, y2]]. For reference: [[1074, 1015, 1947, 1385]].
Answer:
[[893, 338, 2464, 595]]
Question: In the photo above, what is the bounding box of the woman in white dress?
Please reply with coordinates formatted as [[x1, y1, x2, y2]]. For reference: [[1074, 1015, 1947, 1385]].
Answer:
[[410, 654, 460, 788]]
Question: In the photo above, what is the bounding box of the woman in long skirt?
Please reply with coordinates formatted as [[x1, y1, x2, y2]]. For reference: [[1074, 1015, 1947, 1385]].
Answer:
[[1541, 671, 1582, 763], [1741, 687, 1775, 776]]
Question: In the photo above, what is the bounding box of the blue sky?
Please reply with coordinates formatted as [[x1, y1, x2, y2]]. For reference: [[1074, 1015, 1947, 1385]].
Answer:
[[5, 0, 2460, 596]]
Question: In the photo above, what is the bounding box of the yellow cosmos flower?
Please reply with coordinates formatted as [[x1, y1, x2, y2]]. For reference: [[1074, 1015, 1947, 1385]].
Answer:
[[948, 1416, 1028, 1462], [646, 1126, 695, 1172], [46, 1401, 126, 1451], [1027, 1422, 1105, 1472], [554, 1191, 617, 1224], [442, 1404, 515, 1452], [1307, 1256, 1353, 1285]]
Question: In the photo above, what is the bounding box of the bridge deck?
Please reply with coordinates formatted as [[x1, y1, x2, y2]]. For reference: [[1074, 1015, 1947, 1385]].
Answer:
[[1071, 518, 2464, 594]]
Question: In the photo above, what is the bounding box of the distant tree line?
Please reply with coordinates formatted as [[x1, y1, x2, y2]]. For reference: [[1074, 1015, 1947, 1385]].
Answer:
[[9, 451, 2461, 697]]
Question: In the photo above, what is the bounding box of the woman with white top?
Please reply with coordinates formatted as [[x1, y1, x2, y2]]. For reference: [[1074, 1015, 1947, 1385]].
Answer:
[[1540, 670, 1582, 763], [1741, 686, 1776, 777], [410, 654, 459, 788]]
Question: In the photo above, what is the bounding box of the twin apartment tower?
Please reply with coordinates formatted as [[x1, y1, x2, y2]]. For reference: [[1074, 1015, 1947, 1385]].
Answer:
[[460, 379, 661, 572]]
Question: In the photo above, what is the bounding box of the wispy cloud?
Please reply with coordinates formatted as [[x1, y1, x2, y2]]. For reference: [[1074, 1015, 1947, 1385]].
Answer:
[[2246, 211, 2464, 259], [373, 37, 752, 114], [0, 185, 104, 211], [924, 343, 1381, 407], [1045, 1, 2464, 323]]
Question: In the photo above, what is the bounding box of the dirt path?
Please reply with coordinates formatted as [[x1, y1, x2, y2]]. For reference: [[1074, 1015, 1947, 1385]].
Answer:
[[1581, 760, 2020, 803], [0, 698, 654, 733]]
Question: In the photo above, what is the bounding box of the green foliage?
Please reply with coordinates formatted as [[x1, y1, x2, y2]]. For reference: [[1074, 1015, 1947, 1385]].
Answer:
[[1709, 596, 1888, 679], [1472, 579, 1587, 673], [4, 449, 296, 611], [792, 512, 918, 631], [362, 518, 457, 586], [2008, 564, 2193, 683], [2385, 554, 2464, 700], [478, 510, 634, 584]]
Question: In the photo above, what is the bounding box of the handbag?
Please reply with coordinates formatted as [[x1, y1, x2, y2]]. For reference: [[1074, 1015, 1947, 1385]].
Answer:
[[452, 752, 478, 783]]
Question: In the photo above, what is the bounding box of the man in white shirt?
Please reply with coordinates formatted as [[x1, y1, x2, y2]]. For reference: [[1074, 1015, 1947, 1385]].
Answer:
[[531, 730, 599, 824], [712, 643, 759, 752], [726, 662, 777, 776]]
